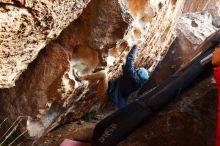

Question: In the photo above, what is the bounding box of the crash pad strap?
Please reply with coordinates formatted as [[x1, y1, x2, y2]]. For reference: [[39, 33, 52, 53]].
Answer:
[[214, 67, 220, 146]]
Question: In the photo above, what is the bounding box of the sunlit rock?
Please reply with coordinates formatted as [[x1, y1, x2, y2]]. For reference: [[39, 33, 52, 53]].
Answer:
[[177, 12, 218, 45], [0, 0, 219, 143], [0, 0, 90, 88]]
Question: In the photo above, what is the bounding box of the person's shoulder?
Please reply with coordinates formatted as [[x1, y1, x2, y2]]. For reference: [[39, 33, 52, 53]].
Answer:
[[132, 44, 140, 49]]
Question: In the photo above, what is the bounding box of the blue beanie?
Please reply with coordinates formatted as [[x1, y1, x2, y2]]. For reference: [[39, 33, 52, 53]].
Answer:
[[137, 67, 149, 82]]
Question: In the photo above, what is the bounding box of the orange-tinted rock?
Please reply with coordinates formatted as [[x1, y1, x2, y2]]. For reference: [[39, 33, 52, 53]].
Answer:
[[0, 42, 69, 121], [0, 0, 219, 143], [0, 0, 90, 88]]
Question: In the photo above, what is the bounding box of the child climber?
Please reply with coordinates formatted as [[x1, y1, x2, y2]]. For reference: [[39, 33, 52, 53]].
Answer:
[[79, 42, 149, 108]]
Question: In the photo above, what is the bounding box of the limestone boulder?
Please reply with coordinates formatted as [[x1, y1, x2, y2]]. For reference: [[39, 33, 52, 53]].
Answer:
[[1, 0, 218, 143], [0, 0, 90, 88]]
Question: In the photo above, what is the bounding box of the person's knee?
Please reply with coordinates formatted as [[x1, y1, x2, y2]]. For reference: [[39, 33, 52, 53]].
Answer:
[[99, 69, 108, 79], [100, 69, 107, 74]]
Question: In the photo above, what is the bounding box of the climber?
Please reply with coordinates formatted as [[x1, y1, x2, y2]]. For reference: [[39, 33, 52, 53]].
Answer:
[[78, 41, 149, 108]]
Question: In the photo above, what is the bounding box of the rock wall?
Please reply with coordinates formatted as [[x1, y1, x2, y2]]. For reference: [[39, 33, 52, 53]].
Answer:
[[1, 0, 218, 142], [120, 2, 220, 146], [0, 0, 90, 88], [184, 0, 220, 12], [36, 14, 219, 145], [0, 0, 185, 139], [47, 0, 185, 137]]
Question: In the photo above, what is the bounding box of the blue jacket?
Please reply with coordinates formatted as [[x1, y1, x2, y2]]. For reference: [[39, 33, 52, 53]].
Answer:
[[108, 45, 146, 108]]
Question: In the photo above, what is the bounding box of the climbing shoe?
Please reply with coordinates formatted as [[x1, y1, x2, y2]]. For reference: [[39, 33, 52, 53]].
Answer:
[[73, 69, 81, 82]]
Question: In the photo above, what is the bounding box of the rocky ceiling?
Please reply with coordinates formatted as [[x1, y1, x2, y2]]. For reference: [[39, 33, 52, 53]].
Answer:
[[0, 0, 91, 88], [0, 0, 219, 145]]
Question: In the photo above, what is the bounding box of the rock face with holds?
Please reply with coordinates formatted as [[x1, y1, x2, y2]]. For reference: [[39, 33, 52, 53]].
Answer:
[[0, 0, 219, 144], [119, 1, 220, 146], [0, 0, 91, 88]]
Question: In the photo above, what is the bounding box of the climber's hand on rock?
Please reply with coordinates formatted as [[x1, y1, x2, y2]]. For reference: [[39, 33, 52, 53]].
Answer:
[[79, 76, 85, 80], [133, 27, 142, 37], [135, 39, 142, 45], [93, 66, 105, 73]]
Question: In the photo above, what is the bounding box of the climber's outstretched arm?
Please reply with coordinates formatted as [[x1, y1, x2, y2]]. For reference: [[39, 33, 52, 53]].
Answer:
[[80, 70, 107, 81], [80, 70, 109, 102]]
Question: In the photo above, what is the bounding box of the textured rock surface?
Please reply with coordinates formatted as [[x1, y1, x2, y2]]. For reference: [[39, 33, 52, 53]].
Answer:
[[118, 30, 220, 146], [35, 31, 220, 146], [183, 0, 220, 30], [0, 43, 69, 122], [119, 3, 220, 145], [0, 0, 90, 88], [35, 1, 220, 145], [177, 12, 218, 46], [0, 0, 219, 145], [0, 0, 184, 139], [183, 0, 220, 12], [48, 0, 185, 135]]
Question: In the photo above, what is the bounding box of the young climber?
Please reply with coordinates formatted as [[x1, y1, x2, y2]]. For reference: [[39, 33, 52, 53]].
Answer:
[[79, 43, 149, 108]]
